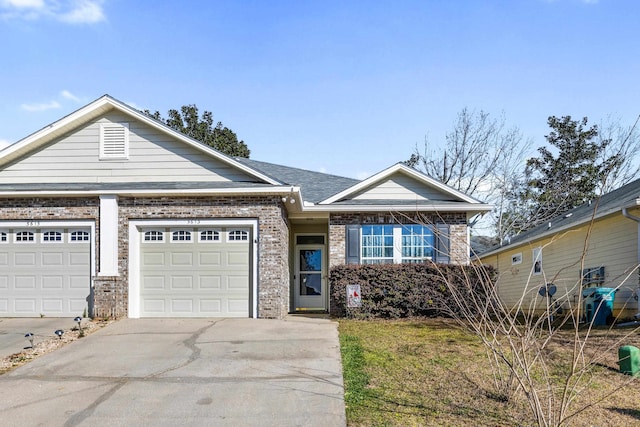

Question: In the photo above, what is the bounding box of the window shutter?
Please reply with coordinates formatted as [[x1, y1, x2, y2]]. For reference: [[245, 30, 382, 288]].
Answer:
[[434, 224, 450, 264], [100, 123, 129, 159], [345, 225, 360, 264]]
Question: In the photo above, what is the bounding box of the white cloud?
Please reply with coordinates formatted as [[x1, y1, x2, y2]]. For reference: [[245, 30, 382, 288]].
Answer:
[[20, 100, 61, 111], [58, 0, 104, 24], [61, 89, 81, 102], [0, 0, 105, 24]]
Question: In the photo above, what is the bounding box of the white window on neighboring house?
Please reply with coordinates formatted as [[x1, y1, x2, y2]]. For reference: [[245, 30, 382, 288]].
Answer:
[[100, 122, 129, 159], [511, 252, 522, 265], [533, 247, 542, 275]]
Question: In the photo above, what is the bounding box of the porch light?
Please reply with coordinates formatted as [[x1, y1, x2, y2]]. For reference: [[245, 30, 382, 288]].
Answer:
[[25, 332, 34, 348], [55, 329, 64, 339]]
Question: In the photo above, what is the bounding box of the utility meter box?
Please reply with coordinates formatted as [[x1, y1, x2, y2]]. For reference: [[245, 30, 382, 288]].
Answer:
[[618, 345, 640, 376], [582, 287, 615, 326]]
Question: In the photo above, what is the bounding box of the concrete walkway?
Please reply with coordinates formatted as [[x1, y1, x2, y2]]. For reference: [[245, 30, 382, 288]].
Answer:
[[0, 317, 346, 427]]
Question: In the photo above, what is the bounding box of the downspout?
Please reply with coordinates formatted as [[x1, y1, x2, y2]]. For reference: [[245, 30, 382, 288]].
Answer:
[[622, 205, 640, 318]]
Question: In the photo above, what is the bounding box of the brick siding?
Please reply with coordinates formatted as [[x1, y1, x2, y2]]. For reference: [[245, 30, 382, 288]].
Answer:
[[0, 196, 290, 319]]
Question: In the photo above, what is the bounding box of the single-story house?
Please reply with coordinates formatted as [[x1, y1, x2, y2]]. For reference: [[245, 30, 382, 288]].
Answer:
[[478, 178, 640, 320], [0, 95, 491, 319]]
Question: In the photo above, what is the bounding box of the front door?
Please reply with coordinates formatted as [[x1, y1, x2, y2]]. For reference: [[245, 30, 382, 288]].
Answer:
[[294, 245, 326, 311]]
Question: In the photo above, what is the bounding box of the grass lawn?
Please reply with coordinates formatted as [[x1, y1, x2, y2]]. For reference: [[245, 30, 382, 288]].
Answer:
[[339, 318, 640, 426]]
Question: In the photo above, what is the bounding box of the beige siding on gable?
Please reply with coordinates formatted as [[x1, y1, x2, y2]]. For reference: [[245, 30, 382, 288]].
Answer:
[[0, 112, 256, 184], [480, 212, 640, 318], [351, 172, 452, 201]]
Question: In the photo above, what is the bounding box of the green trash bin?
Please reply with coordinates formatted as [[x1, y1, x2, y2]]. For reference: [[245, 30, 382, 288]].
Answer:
[[618, 345, 640, 376]]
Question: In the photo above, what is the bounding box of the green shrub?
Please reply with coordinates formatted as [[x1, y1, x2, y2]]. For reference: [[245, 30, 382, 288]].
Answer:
[[329, 263, 495, 319]]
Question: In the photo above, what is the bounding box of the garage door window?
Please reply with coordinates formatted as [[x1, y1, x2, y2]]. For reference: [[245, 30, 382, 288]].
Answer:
[[15, 231, 34, 242], [172, 230, 192, 242], [42, 230, 62, 242], [228, 230, 248, 242], [70, 230, 90, 242], [199, 229, 220, 242], [0, 231, 6, 243], [144, 231, 164, 242]]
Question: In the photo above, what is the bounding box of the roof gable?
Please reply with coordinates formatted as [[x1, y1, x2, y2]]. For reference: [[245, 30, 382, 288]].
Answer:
[[319, 163, 482, 205], [0, 95, 279, 185]]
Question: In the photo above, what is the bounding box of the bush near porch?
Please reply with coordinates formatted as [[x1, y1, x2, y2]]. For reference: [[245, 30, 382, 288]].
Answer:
[[329, 263, 494, 319]]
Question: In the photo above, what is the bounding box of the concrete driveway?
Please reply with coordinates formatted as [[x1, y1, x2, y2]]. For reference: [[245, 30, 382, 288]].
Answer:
[[0, 316, 346, 427]]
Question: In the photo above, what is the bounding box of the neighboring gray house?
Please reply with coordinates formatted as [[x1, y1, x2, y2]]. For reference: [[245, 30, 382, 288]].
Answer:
[[0, 95, 491, 319]]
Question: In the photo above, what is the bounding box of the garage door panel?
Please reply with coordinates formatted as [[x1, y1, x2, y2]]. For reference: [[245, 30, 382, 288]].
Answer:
[[0, 299, 7, 313], [228, 276, 248, 289], [69, 298, 88, 313], [143, 276, 165, 290], [69, 252, 90, 265], [14, 299, 36, 313], [42, 276, 64, 289], [227, 251, 248, 266], [0, 253, 8, 265], [171, 252, 193, 266], [199, 276, 221, 289], [69, 275, 89, 289], [143, 252, 165, 266], [200, 299, 222, 313], [171, 276, 193, 289], [42, 252, 64, 266], [42, 299, 64, 313], [140, 226, 251, 318], [171, 299, 193, 313], [15, 252, 36, 266], [0, 276, 7, 289], [15, 276, 36, 289], [199, 252, 221, 266]]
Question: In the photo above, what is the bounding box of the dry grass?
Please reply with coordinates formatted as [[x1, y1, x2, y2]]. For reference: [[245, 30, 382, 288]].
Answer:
[[339, 318, 640, 426], [0, 319, 112, 375]]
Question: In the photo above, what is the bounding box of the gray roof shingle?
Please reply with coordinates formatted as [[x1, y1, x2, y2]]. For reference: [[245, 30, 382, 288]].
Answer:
[[234, 158, 359, 203]]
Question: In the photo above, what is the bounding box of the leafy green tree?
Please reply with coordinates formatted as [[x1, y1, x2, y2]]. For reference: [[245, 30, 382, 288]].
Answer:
[[510, 116, 621, 233], [145, 105, 250, 157]]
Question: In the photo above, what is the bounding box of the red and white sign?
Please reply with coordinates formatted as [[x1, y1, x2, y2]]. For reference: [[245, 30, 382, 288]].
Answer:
[[347, 284, 362, 308]]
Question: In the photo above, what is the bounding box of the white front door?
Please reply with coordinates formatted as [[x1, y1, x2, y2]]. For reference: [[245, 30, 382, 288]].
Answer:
[[294, 245, 326, 311]]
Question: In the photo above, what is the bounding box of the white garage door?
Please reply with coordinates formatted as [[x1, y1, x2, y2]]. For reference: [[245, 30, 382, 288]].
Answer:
[[0, 227, 91, 317], [139, 227, 251, 317]]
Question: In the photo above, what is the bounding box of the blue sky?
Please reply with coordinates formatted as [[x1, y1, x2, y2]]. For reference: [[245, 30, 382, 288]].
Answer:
[[1, 0, 639, 179]]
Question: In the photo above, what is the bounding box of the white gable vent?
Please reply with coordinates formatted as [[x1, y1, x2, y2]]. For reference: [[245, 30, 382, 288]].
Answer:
[[100, 123, 129, 159]]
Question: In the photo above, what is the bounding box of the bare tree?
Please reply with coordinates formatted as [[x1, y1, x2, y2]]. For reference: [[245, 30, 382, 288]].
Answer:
[[597, 115, 640, 194], [406, 108, 529, 240]]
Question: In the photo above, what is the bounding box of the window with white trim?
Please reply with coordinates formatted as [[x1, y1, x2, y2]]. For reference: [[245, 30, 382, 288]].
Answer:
[[70, 230, 90, 242], [0, 231, 6, 243], [361, 224, 435, 264], [199, 229, 220, 242], [100, 122, 129, 159], [228, 229, 249, 242], [533, 247, 542, 275], [172, 230, 192, 242], [42, 230, 62, 242], [15, 231, 34, 242], [511, 253, 522, 265], [143, 230, 164, 242], [361, 225, 394, 264]]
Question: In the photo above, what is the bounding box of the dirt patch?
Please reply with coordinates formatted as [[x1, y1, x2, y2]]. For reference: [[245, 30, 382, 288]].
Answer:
[[0, 319, 113, 374]]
